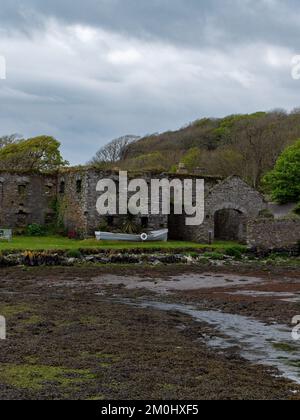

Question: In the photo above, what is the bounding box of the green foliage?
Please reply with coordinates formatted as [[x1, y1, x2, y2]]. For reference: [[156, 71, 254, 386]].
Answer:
[[169, 164, 178, 173], [263, 139, 300, 203], [212, 127, 231, 142], [208, 147, 243, 178], [26, 224, 46, 237], [66, 249, 82, 259], [181, 147, 202, 171], [0, 364, 95, 391], [119, 110, 293, 186], [193, 118, 212, 128], [46, 198, 66, 235], [212, 115, 244, 142], [0, 136, 69, 172], [98, 220, 109, 232], [0, 236, 247, 252], [121, 214, 140, 234], [126, 152, 166, 171], [225, 246, 246, 259]]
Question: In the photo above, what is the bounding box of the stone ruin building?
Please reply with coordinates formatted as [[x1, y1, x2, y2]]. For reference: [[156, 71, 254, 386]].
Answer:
[[0, 168, 299, 251]]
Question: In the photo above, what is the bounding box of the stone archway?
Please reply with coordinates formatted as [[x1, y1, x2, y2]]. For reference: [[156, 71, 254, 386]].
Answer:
[[213, 205, 248, 243]]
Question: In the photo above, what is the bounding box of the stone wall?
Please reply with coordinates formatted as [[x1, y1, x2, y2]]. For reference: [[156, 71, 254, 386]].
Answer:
[[59, 172, 266, 244], [247, 219, 300, 250], [0, 172, 57, 231], [169, 176, 267, 243], [2, 170, 283, 250], [58, 170, 222, 236], [59, 169, 171, 234], [57, 169, 89, 233]]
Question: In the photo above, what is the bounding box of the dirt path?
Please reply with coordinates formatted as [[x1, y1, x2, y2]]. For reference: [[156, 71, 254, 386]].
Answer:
[[0, 265, 299, 400]]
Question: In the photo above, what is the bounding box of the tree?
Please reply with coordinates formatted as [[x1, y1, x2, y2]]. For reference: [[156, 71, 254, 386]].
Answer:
[[263, 139, 300, 203], [0, 134, 22, 149], [231, 113, 291, 188], [119, 110, 300, 183], [90, 135, 140, 166], [181, 148, 202, 172], [125, 152, 165, 171], [0, 136, 69, 171], [207, 147, 244, 178]]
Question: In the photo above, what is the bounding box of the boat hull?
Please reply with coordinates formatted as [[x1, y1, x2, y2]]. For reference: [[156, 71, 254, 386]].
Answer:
[[95, 229, 168, 242]]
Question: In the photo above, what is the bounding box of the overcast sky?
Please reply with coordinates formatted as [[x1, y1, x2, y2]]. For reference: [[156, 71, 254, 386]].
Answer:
[[0, 0, 300, 164]]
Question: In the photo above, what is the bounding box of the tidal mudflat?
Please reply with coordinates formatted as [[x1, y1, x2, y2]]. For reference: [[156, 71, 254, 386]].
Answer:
[[0, 265, 300, 400]]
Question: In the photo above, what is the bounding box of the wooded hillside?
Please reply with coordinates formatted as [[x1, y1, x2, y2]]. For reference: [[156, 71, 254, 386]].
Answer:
[[118, 110, 300, 188]]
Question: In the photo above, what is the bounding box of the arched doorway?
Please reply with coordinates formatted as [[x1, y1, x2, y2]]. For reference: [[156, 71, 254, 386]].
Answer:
[[168, 203, 184, 240], [214, 208, 247, 243]]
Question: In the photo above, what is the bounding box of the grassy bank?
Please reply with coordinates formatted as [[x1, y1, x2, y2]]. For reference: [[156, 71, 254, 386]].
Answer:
[[0, 236, 244, 252]]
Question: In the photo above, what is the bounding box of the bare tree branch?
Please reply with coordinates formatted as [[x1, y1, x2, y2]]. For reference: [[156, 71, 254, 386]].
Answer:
[[89, 135, 140, 166], [0, 133, 23, 149]]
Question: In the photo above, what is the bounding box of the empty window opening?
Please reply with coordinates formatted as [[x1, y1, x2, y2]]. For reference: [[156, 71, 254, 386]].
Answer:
[[76, 180, 82, 194], [18, 185, 27, 195], [59, 181, 65, 194]]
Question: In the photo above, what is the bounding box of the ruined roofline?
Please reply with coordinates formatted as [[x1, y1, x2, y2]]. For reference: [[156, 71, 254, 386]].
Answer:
[[209, 175, 268, 201], [58, 165, 224, 180], [0, 165, 224, 181], [0, 165, 87, 176], [0, 169, 58, 176], [217, 174, 260, 188]]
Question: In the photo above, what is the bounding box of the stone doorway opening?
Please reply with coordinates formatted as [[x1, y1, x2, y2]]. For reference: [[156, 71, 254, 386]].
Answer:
[[214, 209, 247, 243]]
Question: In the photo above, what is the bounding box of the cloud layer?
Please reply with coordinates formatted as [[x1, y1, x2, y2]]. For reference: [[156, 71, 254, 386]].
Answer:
[[0, 0, 299, 163]]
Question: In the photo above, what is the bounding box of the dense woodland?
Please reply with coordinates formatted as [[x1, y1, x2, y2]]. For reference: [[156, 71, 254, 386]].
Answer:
[[113, 110, 300, 189]]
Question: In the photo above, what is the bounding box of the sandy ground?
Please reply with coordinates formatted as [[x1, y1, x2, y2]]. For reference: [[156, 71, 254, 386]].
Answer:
[[0, 265, 300, 400]]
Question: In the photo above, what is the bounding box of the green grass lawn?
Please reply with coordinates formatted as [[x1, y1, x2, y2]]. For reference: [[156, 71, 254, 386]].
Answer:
[[0, 235, 244, 252]]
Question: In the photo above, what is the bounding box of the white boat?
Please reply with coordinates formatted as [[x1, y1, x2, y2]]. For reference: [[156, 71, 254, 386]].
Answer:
[[95, 229, 168, 242]]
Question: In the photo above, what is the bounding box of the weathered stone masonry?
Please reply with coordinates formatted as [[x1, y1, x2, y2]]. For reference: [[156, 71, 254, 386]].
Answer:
[[247, 219, 300, 251], [169, 176, 267, 243], [2, 169, 297, 250], [57, 169, 171, 234], [57, 170, 266, 242], [0, 172, 57, 231]]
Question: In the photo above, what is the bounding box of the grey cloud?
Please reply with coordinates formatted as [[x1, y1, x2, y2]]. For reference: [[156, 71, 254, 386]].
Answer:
[[1, 0, 300, 49], [0, 0, 300, 164]]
